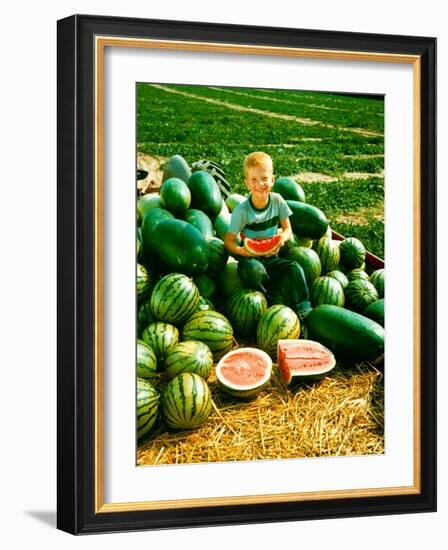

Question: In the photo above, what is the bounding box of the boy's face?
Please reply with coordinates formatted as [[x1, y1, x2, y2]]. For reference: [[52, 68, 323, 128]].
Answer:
[[244, 164, 275, 200]]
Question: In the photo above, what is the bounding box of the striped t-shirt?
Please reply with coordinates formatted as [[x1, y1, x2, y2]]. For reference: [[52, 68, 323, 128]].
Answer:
[[228, 192, 293, 239]]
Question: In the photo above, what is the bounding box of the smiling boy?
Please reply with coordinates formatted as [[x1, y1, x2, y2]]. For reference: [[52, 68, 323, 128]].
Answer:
[[224, 152, 310, 313], [224, 152, 293, 257]]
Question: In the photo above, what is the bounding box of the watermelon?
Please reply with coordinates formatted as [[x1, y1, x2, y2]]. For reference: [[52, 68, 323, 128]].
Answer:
[[345, 279, 378, 311], [141, 322, 179, 362], [226, 193, 247, 212], [137, 339, 157, 380], [152, 219, 209, 275], [150, 273, 199, 324], [161, 373, 212, 430], [277, 339, 336, 385], [184, 209, 215, 240], [273, 177, 306, 202], [326, 270, 349, 290], [137, 263, 152, 300], [347, 268, 370, 282], [306, 304, 384, 362], [237, 258, 270, 294], [243, 234, 282, 257], [141, 207, 175, 262], [216, 348, 272, 398], [206, 237, 229, 276], [226, 290, 268, 339], [137, 378, 159, 441], [164, 341, 213, 380], [296, 236, 314, 249], [279, 232, 300, 257], [311, 276, 345, 307], [339, 237, 366, 270], [137, 193, 164, 222], [217, 260, 245, 299], [181, 310, 234, 360], [313, 237, 340, 273], [370, 269, 385, 298], [188, 170, 223, 218], [363, 298, 384, 326], [194, 274, 216, 301], [285, 246, 321, 285], [160, 177, 191, 216], [256, 305, 301, 357], [137, 300, 157, 336], [287, 200, 329, 239], [213, 206, 232, 240], [162, 154, 191, 184]]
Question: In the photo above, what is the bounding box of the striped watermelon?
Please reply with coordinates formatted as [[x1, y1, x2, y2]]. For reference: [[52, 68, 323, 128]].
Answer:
[[345, 279, 379, 311], [150, 273, 199, 324], [226, 290, 268, 340], [311, 276, 345, 307], [161, 373, 212, 429], [347, 268, 370, 282], [326, 270, 349, 290], [137, 339, 157, 380], [313, 237, 340, 273], [256, 305, 301, 357], [137, 263, 152, 300], [181, 310, 234, 360], [164, 341, 213, 380], [285, 246, 321, 285], [141, 322, 179, 361], [137, 378, 159, 441], [339, 237, 366, 270], [206, 238, 229, 276], [370, 269, 385, 298]]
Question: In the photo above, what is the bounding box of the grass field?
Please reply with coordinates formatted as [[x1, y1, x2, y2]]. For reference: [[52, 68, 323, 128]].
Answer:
[[137, 83, 384, 257]]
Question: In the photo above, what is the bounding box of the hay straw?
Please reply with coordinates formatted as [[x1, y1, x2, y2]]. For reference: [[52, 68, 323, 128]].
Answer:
[[137, 360, 384, 466]]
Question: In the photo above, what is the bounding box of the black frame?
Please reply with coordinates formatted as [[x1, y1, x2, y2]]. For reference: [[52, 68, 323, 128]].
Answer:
[[57, 14, 437, 535]]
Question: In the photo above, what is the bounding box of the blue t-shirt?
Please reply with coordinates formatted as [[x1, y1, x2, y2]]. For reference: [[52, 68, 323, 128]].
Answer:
[[228, 192, 293, 239]]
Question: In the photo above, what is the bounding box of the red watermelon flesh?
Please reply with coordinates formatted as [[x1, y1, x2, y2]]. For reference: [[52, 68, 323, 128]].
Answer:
[[243, 234, 282, 256], [216, 347, 272, 398], [277, 339, 336, 385]]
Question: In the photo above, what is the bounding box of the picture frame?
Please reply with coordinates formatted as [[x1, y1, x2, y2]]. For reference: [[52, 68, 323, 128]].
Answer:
[[57, 14, 437, 535]]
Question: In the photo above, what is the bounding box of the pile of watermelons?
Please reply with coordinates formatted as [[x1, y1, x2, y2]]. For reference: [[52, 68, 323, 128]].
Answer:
[[136, 154, 385, 442]]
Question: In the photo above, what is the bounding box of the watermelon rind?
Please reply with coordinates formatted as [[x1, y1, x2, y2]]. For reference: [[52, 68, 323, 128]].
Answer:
[[181, 310, 234, 360], [137, 339, 157, 380], [150, 273, 200, 324], [311, 276, 345, 307], [256, 305, 301, 357], [137, 378, 159, 441], [370, 269, 385, 298], [141, 322, 179, 362], [363, 298, 385, 327], [339, 237, 366, 270], [345, 279, 378, 312], [277, 339, 336, 385], [164, 341, 213, 380], [313, 237, 340, 273], [226, 290, 268, 339], [161, 373, 212, 430], [216, 348, 272, 398]]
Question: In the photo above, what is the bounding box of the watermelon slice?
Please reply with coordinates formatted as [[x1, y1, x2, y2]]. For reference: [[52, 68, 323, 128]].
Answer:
[[277, 339, 336, 385], [216, 347, 272, 398], [243, 234, 282, 256]]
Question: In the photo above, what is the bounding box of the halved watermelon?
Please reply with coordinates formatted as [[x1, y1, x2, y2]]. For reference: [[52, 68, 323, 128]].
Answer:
[[277, 339, 336, 385], [243, 234, 282, 256], [216, 348, 272, 398]]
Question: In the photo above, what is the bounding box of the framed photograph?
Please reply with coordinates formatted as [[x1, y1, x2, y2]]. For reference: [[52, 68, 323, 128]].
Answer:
[[57, 14, 436, 535]]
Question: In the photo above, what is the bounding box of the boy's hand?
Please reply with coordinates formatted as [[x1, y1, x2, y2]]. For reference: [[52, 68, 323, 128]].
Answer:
[[236, 246, 255, 258]]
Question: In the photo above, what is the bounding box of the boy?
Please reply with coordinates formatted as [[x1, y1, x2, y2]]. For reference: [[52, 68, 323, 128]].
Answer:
[[224, 152, 309, 311]]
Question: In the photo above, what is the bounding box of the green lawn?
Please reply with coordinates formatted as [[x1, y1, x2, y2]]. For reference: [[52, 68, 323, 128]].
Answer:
[[137, 83, 384, 257]]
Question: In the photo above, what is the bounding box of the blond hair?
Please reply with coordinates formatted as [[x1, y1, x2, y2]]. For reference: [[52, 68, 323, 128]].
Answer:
[[243, 151, 273, 176]]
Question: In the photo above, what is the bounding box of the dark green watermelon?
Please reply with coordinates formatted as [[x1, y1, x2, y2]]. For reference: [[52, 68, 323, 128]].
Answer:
[[286, 200, 329, 240], [188, 170, 223, 219], [273, 177, 306, 202]]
